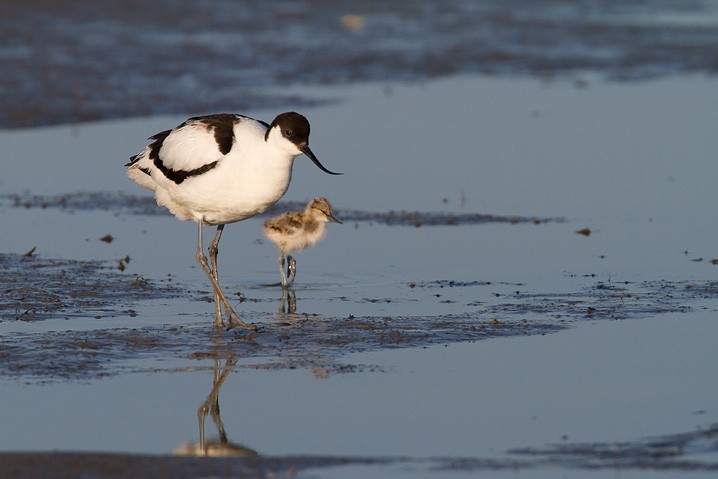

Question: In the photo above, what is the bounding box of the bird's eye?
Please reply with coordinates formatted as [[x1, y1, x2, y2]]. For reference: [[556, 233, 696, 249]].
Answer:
[[284, 129, 293, 137]]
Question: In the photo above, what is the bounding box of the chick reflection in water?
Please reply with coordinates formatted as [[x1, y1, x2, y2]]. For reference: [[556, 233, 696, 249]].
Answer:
[[280, 288, 297, 314], [174, 357, 258, 457], [264, 197, 342, 289]]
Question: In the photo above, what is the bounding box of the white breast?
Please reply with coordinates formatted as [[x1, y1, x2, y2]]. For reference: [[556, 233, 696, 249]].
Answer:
[[129, 117, 299, 225]]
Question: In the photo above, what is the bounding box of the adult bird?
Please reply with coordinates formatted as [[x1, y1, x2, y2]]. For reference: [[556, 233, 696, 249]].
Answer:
[[126, 112, 341, 330]]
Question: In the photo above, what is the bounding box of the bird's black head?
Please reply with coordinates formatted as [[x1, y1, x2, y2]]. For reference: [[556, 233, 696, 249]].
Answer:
[[268, 111, 342, 175], [271, 112, 311, 147]]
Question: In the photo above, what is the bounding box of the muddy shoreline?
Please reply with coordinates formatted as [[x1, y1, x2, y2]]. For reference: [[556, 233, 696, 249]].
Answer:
[[3, 422, 718, 478], [1, 191, 561, 226], [3, 0, 718, 128], [2, 247, 715, 382]]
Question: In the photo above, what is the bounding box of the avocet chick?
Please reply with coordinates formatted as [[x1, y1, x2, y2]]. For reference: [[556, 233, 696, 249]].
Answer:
[[263, 197, 341, 288]]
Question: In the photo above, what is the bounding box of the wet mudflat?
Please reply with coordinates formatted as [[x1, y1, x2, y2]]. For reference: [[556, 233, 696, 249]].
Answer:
[[2, 73, 718, 479], [3, 0, 718, 129], [4, 245, 715, 383], [3, 422, 718, 478]]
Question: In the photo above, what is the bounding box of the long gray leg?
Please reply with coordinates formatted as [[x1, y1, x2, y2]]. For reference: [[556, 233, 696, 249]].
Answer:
[[196, 220, 256, 330], [277, 253, 288, 289], [208, 225, 224, 326]]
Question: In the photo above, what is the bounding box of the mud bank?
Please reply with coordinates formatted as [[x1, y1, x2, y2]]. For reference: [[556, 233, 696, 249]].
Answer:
[[3, 1, 718, 128], [2, 423, 717, 478], [1, 248, 715, 382]]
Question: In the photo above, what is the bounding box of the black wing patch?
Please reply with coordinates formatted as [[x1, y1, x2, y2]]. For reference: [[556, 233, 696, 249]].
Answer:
[[127, 115, 240, 184], [148, 128, 219, 184], [151, 124, 218, 183], [187, 113, 238, 155], [126, 129, 171, 167], [153, 157, 219, 184]]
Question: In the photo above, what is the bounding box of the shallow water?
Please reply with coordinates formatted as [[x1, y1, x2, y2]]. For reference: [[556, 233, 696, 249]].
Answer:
[[1, 75, 718, 477]]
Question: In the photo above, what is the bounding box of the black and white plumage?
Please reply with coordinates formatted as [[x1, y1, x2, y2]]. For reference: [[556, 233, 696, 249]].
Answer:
[[127, 112, 341, 330]]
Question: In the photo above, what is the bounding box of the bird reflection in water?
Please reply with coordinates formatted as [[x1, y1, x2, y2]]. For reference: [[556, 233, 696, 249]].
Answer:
[[174, 356, 258, 457], [279, 288, 297, 314]]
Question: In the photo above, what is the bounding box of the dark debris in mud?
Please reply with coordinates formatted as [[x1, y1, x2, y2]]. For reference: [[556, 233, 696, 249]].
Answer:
[[411, 277, 717, 322], [410, 279, 521, 289], [0, 191, 561, 226], [0, 252, 186, 322], [493, 280, 697, 321]]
